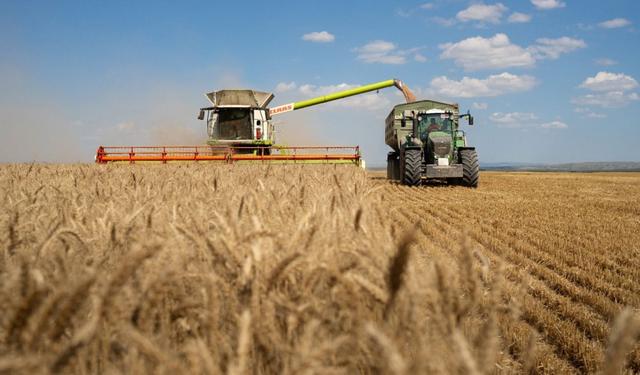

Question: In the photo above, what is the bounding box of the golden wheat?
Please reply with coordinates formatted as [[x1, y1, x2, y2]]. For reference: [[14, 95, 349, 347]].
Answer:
[[0, 164, 639, 374]]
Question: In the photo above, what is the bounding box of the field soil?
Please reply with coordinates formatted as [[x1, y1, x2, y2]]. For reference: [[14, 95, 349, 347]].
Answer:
[[1, 164, 639, 374]]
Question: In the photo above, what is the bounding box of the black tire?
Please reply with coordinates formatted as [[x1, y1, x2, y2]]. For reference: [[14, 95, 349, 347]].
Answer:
[[460, 149, 479, 188], [402, 149, 422, 186], [387, 152, 398, 180]]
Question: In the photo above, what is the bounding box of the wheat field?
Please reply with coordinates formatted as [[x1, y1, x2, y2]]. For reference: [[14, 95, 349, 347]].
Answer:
[[1, 164, 639, 374]]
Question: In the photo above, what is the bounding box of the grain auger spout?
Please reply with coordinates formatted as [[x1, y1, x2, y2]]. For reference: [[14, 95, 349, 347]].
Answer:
[[269, 79, 415, 115], [96, 79, 416, 165]]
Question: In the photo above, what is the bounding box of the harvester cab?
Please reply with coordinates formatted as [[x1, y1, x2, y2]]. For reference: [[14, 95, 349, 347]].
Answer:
[[198, 89, 275, 150], [385, 100, 479, 187]]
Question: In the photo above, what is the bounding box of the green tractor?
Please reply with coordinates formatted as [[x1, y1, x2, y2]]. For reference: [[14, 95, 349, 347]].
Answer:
[[385, 100, 479, 187]]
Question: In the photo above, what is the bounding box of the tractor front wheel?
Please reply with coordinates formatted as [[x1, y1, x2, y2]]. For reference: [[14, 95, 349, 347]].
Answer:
[[402, 149, 422, 186], [459, 149, 479, 188]]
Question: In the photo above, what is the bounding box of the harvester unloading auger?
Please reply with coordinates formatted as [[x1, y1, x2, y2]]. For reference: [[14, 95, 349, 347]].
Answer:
[[95, 79, 415, 165]]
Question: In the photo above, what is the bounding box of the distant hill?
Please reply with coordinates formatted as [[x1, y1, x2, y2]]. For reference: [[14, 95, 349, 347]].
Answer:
[[366, 161, 640, 172], [481, 161, 640, 172]]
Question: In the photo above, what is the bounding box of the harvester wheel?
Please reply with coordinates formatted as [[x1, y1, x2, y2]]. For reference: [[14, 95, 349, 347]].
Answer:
[[387, 152, 400, 181], [402, 149, 422, 186], [460, 149, 479, 188]]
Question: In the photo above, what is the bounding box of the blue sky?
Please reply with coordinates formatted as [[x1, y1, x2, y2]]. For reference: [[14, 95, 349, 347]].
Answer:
[[1, 0, 639, 165]]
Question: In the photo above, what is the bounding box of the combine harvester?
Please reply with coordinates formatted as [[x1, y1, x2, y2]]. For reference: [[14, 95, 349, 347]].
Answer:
[[96, 79, 415, 166]]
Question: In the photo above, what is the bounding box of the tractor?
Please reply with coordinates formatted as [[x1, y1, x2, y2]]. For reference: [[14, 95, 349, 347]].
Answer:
[[385, 100, 479, 187]]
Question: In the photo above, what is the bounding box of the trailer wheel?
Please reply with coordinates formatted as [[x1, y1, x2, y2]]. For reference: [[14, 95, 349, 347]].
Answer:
[[387, 152, 400, 181], [402, 149, 422, 186], [460, 149, 479, 188]]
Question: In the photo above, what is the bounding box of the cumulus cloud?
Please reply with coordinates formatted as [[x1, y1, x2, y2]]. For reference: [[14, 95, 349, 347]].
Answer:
[[508, 12, 532, 23], [531, 0, 565, 10], [490, 112, 567, 129], [598, 18, 631, 29], [440, 34, 585, 71], [355, 40, 404, 64], [579, 72, 638, 92], [572, 91, 639, 108], [429, 72, 537, 98], [573, 72, 639, 108], [302, 31, 335, 43], [456, 3, 508, 24], [575, 107, 606, 119], [414, 53, 427, 62], [528, 37, 586, 60], [540, 120, 568, 129], [275, 82, 297, 93], [489, 112, 538, 127], [440, 34, 535, 71], [354, 40, 424, 65]]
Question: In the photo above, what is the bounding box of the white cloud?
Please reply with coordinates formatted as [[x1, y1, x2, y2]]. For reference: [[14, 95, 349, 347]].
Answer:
[[528, 37, 586, 60], [490, 113, 567, 129], [579, 72, 638, 92], [531, 0, 565, 10], [574, 72, 639, 109], [295, 83, 391, 110], [275, 82, 297, 93], [355, 40, 404, 64], [354, 40, 424, 65], [472, 102, 488, 110], [508, 12, 532, 23], [440, 34, 585, 71], [540, 120, 568, 129], [595, 58, 617, 66], [439, 34, 535, 71], [456, 3, 508, 24], [302, 31, 335, 43], [598, 18, 631, 29], [429, 73, 537, 98], [572, 91, 639, 108], [490, 112, 538, 127], [575, 107, 606, 118], [420, 3, 434, 9]]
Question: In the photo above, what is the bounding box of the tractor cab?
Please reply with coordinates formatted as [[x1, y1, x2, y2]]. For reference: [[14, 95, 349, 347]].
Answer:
[[415, 109, 455, 142]]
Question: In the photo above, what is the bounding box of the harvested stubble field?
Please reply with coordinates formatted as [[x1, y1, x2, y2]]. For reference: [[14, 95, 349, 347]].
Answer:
[[1, 164, 640, 374]]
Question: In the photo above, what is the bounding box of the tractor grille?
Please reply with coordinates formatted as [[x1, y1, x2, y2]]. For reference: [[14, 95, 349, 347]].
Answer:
[[430, 136, 451, 157]]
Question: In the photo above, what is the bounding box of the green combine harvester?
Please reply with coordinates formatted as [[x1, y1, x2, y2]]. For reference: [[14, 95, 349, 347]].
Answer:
[[385, 100, 478, 187]]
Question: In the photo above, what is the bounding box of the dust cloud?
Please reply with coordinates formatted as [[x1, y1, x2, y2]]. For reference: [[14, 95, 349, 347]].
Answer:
[[0, 66, 83, 162]]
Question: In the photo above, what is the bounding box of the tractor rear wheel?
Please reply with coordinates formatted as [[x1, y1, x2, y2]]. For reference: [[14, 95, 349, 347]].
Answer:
[[460, 149, 479, 188], [402, 149, 422, 186]]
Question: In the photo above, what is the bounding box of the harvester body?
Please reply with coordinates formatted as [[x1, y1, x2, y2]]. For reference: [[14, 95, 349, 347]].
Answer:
[[385, 100, 479, 187]]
